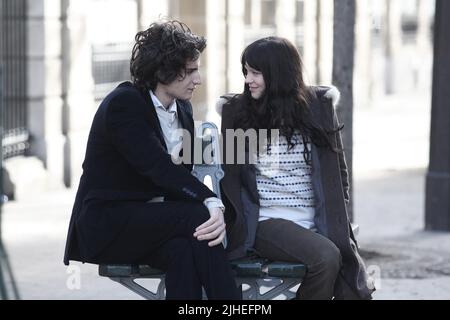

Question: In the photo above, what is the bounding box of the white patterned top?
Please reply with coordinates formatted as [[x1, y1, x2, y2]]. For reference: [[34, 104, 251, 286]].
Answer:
[[256, 132, 316, 230]]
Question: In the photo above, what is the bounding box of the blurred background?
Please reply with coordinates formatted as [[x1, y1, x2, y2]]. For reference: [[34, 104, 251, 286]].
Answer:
[[1, 0, 449, 300]]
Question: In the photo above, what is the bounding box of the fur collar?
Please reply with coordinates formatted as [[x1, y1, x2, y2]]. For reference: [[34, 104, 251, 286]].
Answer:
[[323, 85, 341, 108]]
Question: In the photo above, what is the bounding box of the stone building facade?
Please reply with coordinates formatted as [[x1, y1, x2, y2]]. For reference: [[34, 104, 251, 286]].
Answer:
[[0, 0, 434, 198]]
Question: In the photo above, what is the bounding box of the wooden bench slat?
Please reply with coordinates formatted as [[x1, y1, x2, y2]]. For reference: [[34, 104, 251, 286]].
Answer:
[[99, 264, 163, 277], [99, 259, 307, 279], [230, 259, 266, 277], [267, 262, 306, 278]]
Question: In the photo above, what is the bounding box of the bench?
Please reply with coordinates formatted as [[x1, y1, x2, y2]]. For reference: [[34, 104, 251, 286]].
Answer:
[[99, 223, 360, 300], [97, 122, 358, 300], [99, 258, 306, 300]]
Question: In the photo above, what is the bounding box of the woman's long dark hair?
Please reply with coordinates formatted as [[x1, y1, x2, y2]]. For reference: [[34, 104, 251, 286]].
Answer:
[[234, 36, 342, 163]]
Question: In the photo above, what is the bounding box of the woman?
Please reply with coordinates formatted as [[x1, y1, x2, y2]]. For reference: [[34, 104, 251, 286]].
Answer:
[[217, 36, 374, 300]]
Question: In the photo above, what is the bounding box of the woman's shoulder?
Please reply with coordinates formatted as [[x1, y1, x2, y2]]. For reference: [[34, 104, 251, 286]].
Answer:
[[215, 93, 243, 116]]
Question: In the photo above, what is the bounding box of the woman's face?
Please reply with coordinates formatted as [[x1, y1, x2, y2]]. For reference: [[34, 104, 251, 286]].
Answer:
[[244, 63, 266, 100]]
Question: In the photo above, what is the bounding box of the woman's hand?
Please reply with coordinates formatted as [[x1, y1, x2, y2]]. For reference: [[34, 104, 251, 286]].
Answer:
[[193, 207, 226, 247]]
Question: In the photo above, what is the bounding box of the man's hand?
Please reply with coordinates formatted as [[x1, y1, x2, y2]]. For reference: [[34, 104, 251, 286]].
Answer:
[[193, 207, 226, 247]]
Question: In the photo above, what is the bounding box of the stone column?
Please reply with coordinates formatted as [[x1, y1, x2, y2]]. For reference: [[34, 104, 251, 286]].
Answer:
[[383, 0, 402, 94], [276, 0, 296, 42], [415, 0, 433, 91], [220, 0, 245, 99], [303, 0, 333, 85], [137, 0, 169, 31], [205, 0, 227, 123], [226, 0, 245, 94], [416, 0, 432, 54], [177, 0, 208, 121], [354, 0, 372, 109], [318, 0, 333, 85], [61, 0, 95, 187], [425, 0, 450, 231], [27, 0, 65, 190], [303, 0, 318, 83]]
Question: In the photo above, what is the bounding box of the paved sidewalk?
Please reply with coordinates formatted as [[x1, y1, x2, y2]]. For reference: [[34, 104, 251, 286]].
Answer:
[[355, 169, 450, 300], [1, 188, 138, 300], [351, 92, 450, 300]]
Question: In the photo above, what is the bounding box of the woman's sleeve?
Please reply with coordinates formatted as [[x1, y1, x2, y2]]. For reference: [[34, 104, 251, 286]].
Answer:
[[333, 108, 350, 204]]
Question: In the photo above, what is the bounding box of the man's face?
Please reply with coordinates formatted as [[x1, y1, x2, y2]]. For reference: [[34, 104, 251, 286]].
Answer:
[[165, 59, 202, 101]]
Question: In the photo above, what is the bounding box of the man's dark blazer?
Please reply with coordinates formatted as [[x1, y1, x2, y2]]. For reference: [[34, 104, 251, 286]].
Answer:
[[63, 81, 215, 265]]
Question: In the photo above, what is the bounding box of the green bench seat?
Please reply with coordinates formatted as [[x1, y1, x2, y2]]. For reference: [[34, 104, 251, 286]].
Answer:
[[99, 258, 306, 300], [99, 259, 306, 279]]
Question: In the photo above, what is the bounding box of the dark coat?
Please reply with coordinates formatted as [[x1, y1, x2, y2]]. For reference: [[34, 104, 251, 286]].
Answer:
[[63, 82, 215, 265], [218, 86, 374, 300]]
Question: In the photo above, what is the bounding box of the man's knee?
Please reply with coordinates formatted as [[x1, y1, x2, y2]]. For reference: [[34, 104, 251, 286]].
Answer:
[[167, 237, 191, 253], [165, 237, 194, 264], [184, 202, 210, 230]]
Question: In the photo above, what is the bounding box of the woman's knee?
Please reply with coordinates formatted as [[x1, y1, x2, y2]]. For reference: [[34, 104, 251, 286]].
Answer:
[[309, 242, 342, 276]]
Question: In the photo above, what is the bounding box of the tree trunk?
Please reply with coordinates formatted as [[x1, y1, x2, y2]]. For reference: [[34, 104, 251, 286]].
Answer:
[[332, 0, 355, 222], [425, 0, 450, 231]]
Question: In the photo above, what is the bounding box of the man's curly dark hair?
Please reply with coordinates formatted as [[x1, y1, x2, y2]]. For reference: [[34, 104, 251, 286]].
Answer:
[[130, 20, 206, 91]]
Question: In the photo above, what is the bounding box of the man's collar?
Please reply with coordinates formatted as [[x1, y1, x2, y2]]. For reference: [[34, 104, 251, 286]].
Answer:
[[150, 90, 178, 114]]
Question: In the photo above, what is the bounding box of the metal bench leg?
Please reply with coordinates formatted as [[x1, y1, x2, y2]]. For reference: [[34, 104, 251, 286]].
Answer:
[[257, 278, 300, 300], [237, 278, 301, 300], [109, 277, 166, 300], [237, 279, 260, 300]]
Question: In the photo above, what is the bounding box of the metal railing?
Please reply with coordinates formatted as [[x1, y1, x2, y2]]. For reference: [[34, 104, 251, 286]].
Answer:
[[1, 0, 29, 159], [0, 66, 20, 300], [92, 42, 132, 101]]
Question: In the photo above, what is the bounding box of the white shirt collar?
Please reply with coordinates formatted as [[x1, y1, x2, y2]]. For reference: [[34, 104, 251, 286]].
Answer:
[[150, 90, 178, 115]]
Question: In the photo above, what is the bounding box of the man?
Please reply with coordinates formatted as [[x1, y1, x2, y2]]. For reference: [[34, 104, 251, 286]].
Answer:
[[63, 20, 240, 300]]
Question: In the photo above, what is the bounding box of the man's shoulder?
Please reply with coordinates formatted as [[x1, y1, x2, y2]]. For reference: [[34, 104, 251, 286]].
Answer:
[[99, 81, 147, 111], [106, 81, 143, 101]]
